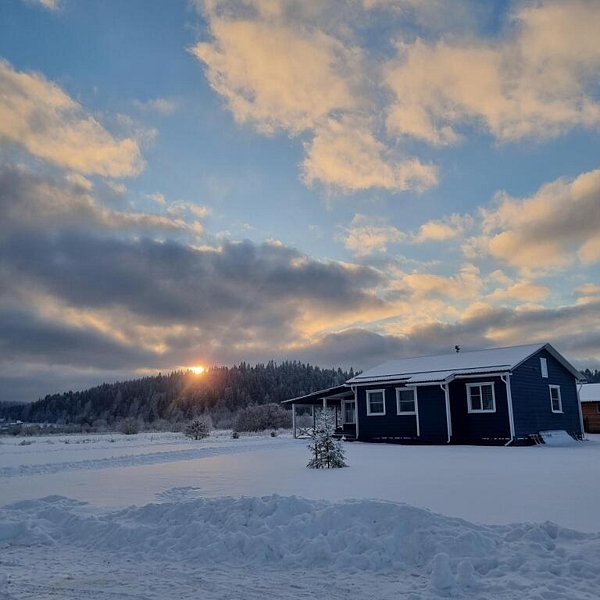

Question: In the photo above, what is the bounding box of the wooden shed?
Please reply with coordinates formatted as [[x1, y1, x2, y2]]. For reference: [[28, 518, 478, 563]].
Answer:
[[580, 383, 600, 433]]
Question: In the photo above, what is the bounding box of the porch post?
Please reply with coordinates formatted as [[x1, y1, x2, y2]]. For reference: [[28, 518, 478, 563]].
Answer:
[[312, 405, 316, 429], [292, 403, 297, 439], [440, 382, 452, 444]]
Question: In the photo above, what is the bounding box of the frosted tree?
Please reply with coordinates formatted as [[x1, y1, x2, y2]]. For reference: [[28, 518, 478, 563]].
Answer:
[[307, 408, 347, 469], [185, 416, 211, 440]]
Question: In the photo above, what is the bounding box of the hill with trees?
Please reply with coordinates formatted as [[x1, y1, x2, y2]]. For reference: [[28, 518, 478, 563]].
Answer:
[[0, 361, 355, 430]]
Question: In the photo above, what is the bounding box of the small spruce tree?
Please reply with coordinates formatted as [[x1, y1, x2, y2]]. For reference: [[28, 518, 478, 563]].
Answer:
[[185, 417, 211, 440], [307, 408, 347, 469]]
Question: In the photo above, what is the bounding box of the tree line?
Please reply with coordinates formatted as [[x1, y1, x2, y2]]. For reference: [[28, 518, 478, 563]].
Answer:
[[0, 361, 355, 429]]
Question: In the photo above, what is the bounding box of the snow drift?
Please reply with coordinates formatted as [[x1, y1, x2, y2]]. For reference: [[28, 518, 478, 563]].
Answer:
[[1, 494, 600, 598]]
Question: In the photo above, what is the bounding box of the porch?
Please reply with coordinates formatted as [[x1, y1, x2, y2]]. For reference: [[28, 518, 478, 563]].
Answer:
[[281, 385, 357, 440]]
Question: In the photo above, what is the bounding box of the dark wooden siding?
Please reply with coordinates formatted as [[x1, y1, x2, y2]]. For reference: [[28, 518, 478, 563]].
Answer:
[[416, 385, 448, 443], [511, 349, 582, 437], [356, 385, 418, 441], [581, 402, 600, 433], [355, 384, 447, 442], [448, 376, 510, 443]]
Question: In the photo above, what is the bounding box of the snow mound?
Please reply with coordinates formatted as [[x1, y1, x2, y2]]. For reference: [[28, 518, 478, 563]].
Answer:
[[1, 494, 600, 597], [539, 430, 580, 447]]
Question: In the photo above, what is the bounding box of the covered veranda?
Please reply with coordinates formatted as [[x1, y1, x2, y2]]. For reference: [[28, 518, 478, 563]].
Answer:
[[282, 385, 357, 439]]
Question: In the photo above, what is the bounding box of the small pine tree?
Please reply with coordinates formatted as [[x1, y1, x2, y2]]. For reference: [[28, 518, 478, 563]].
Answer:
[[185, 417, 211, 440], [307, 408, 347, 469]]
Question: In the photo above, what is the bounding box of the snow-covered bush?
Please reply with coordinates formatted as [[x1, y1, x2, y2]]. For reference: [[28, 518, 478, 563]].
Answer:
[[185, 416, 211, 440], [233, 403, 291, 432], [307, 409, 347, 469], [118, 418, 140, 435]]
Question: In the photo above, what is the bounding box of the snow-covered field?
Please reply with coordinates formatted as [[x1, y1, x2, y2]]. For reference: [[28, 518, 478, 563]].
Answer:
[[1, 432, 600, 599]]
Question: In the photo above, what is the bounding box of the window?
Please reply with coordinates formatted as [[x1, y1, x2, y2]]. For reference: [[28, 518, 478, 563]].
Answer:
[[550, 385, 562, 413], [343, 400, 356, 424], [396, 388, 416, 414], [366, 390, 386, 415], [466, 383, 496, 413], [540, 357, 548, 378]]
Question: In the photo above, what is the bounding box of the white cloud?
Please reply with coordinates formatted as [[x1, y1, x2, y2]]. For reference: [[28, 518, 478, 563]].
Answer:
[[0, 61, 143, 178], [340, 214, 405, 257], [303, 117, 437, 193], [471, 167, 600, 273], [23, 0, 60, 10], [133, 98, 178, 115], [191, 2, 439, 194], [385, 1, 600, 145], [191, 17, 359, 134]]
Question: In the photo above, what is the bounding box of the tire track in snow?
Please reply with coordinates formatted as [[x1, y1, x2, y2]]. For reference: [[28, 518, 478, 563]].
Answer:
[[0, 439, 297, 478]]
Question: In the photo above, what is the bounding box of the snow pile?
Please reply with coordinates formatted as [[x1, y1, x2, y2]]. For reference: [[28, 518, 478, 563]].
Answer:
[[539, 430, 580, 447], [1, 494, 600, 597]]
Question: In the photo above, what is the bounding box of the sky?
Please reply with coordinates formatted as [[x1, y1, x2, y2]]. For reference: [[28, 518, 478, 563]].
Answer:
[[0, 0, 599, 402]]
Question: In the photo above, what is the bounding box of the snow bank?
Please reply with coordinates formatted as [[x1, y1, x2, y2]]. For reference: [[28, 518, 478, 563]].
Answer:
[[1, 494, 599, 597]]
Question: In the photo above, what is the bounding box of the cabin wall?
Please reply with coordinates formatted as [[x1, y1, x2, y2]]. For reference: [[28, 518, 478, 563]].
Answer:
[[448, 376, 511, 443], [355, 384, 447, 442], [581, 402, 600, 433], [356, 386, 417, 441], [511, 349, 582, 437], [415, 385, 448, 443]]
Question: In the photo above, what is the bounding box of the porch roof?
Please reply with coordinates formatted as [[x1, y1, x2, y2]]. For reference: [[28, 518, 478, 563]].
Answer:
[[282, 385, 354, 405]]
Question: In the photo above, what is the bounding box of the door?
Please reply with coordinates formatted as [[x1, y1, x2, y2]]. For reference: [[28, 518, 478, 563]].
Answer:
[[342, 400, 357, 438]]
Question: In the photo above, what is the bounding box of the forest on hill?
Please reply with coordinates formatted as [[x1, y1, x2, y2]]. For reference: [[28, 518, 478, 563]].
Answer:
[[0, 361, 355, 430]]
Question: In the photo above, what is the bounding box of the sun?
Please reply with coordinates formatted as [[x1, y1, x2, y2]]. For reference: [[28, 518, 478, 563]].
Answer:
[[189, 365, 206, 375]]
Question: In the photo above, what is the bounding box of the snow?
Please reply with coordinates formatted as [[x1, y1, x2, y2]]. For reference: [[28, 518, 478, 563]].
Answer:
[[348, 342, 582, 384], [580, 382, 600, 402], [1, 431, 600, 599]]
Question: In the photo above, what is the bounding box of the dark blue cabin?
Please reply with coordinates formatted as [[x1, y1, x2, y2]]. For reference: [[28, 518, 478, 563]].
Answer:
[[283, 343, 584, 445]]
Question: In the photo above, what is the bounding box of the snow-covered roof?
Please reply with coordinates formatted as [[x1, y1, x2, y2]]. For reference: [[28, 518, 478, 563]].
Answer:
[[347, 343, 583, 385], [580, 383, 600, 402]]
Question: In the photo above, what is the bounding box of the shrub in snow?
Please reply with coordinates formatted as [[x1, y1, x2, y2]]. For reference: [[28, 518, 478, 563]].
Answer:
[[231, 431, 240, 439], [118, 418, 140, 435], [307, 408, 347, 469], [185, 417, 211, 440], [233, 403, 291, 433]]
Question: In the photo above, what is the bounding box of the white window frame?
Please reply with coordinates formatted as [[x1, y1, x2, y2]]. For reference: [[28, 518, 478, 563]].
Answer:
[[540, 357, 548, 378], [342, 399, 356, 424], [366, 389, 386, 416], [466, 382, 496, 413], [549, 385, 563, 413], [396, 387, 417, 415]]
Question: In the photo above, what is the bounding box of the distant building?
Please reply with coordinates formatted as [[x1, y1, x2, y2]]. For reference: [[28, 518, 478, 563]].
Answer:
[[580, 383, 600, 433], [283, 343, 584, 445]]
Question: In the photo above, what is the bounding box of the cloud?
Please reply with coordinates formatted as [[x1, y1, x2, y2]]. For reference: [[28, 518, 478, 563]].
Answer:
[[0, 61, 143, 178], [472, 167, 600, 272], [303, 117, 437, 193], [133, 98, 178, 115], [191, 16, 358, 134], [487, 282, 550, 303], [403, 263, 484, 302], [191, 2, 439, 194], [0, 164, 204, 237], [385, 1, 600, 145], [413, 214, 472, 243], [294, 299, 600, 371], [23, 0, 60, 10], [340, 214, 405, 257]]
